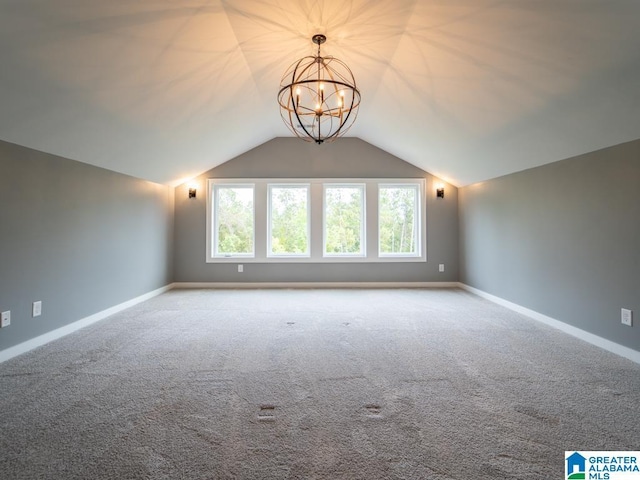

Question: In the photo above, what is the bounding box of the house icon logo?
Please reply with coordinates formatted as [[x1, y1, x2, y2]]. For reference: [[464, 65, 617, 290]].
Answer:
[[566, 452, 586, 479]]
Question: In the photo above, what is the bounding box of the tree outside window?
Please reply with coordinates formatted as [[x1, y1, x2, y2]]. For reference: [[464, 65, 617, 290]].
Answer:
[[324, 185, 364, 256], [269, 185, 310, 256], [214, 185, 254, 256], [379, 185, 419, 256]]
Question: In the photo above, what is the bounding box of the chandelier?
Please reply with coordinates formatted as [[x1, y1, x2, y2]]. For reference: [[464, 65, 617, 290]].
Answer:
[[278, 34, 361, 144]]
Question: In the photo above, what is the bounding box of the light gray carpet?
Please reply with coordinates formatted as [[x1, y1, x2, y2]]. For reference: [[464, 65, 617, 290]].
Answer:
[[1, 288, 638, 479]]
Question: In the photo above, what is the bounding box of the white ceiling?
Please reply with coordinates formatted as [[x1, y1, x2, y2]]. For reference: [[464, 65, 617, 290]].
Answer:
[[1, 0, 639, 187]]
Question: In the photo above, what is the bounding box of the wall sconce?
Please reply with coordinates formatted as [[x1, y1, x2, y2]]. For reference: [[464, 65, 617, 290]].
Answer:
[[436, 184, 445, 199], [188, 186, 197, 199]]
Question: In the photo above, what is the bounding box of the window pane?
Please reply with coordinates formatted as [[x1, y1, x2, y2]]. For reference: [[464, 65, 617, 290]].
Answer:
[[269, 186, 309, 255], [379, 186, 419, 255], [324, 186, 364, 255], [215, 186, 254, 256]]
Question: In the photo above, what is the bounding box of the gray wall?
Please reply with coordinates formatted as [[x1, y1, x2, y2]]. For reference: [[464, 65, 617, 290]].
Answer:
[[0, 140, 174, 351], [174, 138, 458, 283], [459, 139, 640, 352]]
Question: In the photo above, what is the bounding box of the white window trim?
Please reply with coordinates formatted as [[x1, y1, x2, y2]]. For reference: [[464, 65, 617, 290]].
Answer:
[[323, 183, 366, 258], [267, 183, 311, 258], [206, 178, 426, 263]]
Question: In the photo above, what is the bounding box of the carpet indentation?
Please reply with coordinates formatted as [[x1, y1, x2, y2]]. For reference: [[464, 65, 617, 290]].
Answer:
[[514, 404, 560, 425], [364, 404, 382, 417], [258, 405, 276, 421]]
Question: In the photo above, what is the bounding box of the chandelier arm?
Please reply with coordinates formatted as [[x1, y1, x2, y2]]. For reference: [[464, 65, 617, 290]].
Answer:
[[292, 92, 317, 142], [329, 88, 360, 139], [324, 89, 360, 141]]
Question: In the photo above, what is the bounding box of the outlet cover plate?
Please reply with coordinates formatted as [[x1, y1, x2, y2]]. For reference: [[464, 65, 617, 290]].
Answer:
[[1, 311, 10, 328], [621, 308, 633, 327], [33, 301, 42, 317]]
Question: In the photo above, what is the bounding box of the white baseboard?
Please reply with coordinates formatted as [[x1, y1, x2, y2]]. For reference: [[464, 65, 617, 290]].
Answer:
[[0, 284, 173, 364], [172, 281, 459, 289], [12, 282, 634, 365], [458, 283, 640, 364]]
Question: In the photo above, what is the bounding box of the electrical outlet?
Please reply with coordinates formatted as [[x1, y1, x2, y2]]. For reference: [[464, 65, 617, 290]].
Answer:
[[238, 264, 244, 273], [33, 301, 42, 317], [1, 311, 10, 328], [621, 308, 633, 327], [438, 264, 445, 272]]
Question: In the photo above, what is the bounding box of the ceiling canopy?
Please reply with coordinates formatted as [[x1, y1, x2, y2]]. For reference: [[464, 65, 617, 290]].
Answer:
[[1, 0, 639, 186]]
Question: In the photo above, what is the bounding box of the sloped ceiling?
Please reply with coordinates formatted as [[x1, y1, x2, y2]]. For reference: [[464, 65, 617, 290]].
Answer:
[[1, 0, 639, 186]]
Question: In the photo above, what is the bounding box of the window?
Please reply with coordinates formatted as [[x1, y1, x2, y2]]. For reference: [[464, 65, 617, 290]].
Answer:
[[379, 184, 420, 257], [268, 184, 310, 257], [323, 184, 365, 257], [207, 178, 425, 263], [211, 184, 254, 258]]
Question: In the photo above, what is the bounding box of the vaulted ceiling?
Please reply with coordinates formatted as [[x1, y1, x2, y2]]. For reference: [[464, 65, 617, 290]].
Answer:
[[1, 0, 639, 186]]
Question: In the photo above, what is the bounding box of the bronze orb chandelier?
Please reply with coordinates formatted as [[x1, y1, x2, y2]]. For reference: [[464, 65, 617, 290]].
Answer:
[[278, 34, 361, 144]]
